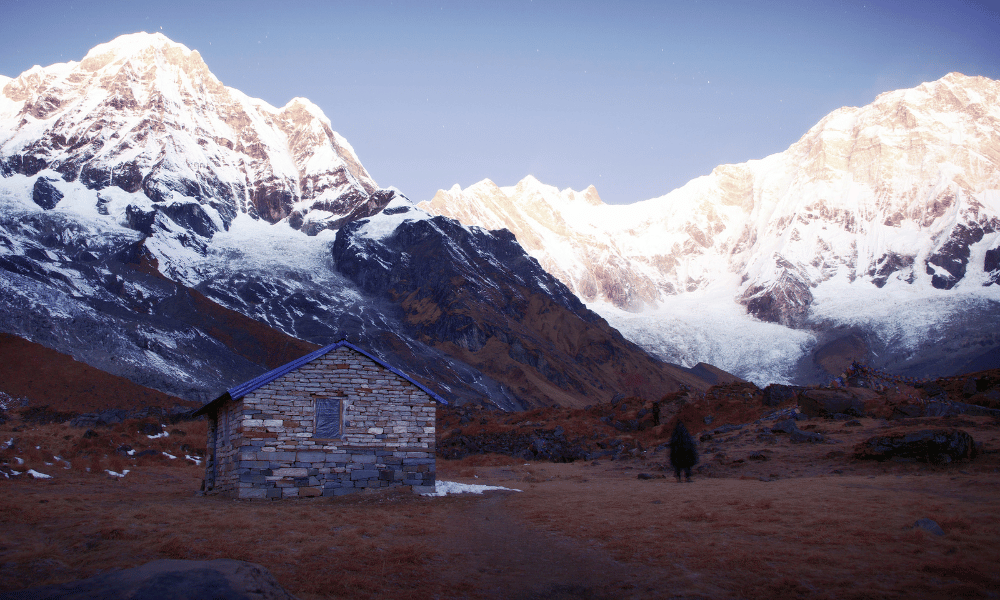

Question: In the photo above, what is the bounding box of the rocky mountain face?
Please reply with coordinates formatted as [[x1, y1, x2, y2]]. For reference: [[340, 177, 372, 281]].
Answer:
[[419, 73, 1000, 383], [0, 33, 719, 410], [0, 32, 390, 237], [331, 201, 714, 408]]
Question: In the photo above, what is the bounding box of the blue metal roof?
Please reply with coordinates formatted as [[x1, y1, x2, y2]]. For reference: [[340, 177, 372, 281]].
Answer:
[[192, 340, 448, 416]]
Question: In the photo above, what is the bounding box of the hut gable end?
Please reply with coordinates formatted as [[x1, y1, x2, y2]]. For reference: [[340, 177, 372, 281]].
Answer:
[[198, 341, 443, 499]]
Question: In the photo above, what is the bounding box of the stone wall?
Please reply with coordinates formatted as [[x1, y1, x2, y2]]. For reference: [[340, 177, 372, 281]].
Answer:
[[207, 396, 244, 496], [207, 345, 437, 499]]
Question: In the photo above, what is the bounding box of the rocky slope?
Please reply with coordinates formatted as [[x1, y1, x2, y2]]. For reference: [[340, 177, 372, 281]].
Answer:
[[419, 73, 1000, 384], [0, 33, 720, 410], [331, 199, 715, 408]]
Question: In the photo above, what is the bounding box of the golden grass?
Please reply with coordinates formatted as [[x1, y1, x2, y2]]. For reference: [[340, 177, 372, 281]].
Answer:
[[502, 462, 1000, 599], [3, 414, 1000, 599]]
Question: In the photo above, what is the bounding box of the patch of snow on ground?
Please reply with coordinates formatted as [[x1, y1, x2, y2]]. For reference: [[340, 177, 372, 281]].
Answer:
[[26, 469, 52, 479], [106, 469, 131, 478], [146, 431, 169, 439], [185, 454, 202, 465], [423, 480, 522, 497], [162, 452, 177, 459]]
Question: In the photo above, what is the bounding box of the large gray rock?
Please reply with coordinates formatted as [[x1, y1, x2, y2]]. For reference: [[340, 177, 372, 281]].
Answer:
[[854, 429, 977, 463], [0, 559, 299, 600], [32, 176, 63, 210], [770, 418, 824, 443], [799, 389, 865, 418], [762, 384, 797, 407]]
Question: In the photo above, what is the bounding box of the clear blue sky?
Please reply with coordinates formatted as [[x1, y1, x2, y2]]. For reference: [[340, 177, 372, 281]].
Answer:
[[2, 0, 998, 204]]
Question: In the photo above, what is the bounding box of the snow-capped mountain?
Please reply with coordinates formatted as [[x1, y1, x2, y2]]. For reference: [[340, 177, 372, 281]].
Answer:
[[0, 33, 718, 410], [419, 73, 1000, 384], [0, 32, 391, 236]]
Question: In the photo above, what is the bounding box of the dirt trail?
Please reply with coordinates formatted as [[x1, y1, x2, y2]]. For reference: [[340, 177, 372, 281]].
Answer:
[[431, 491, 663, 600]]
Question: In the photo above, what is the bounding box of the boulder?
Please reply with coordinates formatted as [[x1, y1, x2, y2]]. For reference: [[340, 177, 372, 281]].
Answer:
[[32, 176, 63, 210], [789, 429, 824, 443], [762, 384, 797, 407], [854, 429, 976, 463], [799, 389, 865, 418], [913, 518, 945, 536], [0, 558, 299, 600], [771, 418, 824, 443]]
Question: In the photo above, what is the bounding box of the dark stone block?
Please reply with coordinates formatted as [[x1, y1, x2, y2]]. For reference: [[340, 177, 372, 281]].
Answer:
[[855, 428, 976, 463], [350, 469, 379, 480], [799, 389, 865, 418], [762, 384, 796, 407], [32, 177, 63, 210]]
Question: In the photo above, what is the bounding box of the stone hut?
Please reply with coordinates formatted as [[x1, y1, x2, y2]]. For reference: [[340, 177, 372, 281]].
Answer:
[[192, 340, 446, 499]]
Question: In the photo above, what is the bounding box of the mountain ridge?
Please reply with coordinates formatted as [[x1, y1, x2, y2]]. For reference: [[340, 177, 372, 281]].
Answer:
[[419, 72, 1000, 384], [0, 32, 721, 410]]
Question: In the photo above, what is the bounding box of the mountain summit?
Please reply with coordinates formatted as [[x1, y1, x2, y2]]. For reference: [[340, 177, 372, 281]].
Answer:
[[1, 32, 389, 236], [420, 73, 1000, 383], [0, 33, 719, 409]]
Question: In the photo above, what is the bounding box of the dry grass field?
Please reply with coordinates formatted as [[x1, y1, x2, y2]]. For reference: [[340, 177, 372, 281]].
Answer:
[[2, 411, 999, 599]]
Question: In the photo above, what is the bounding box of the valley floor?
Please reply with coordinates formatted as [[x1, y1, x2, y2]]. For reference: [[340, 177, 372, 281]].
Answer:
[[1, 415, 999, 599]]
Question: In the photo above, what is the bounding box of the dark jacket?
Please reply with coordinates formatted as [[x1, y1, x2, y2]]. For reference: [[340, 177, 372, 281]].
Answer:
[[669, 422, 698, 469]]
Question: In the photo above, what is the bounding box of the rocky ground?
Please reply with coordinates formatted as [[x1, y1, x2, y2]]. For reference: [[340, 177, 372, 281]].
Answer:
[[1, 367, 999, 598]]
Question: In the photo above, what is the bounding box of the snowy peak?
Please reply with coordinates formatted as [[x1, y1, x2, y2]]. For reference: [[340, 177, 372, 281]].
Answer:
[[0, 32, 389, 237], [420, 73, 1000, 326]]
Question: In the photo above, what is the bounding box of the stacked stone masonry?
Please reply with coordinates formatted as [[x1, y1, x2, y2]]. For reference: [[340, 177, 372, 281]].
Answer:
[[205, 345, 437, 499]]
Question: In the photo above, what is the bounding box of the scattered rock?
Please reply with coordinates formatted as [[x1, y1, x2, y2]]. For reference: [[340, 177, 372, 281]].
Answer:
[[70, 406, 195, 428], [762, 384, 797, 407], [790, 429, 824, 443], [711, 424, 745, 434], [771, 418, 824, 443], [19, 406, 79, 425], [854, 429, 976, 463], [844, 420, 862, 427], [438, 427, 590, 463], [748, 452, 769, 461], [913, 518, 945, 536], [771, 419, 799, 434], [137, 422, 163, 436], [799, 389, 865, 418], [2, 558, 299, 600]]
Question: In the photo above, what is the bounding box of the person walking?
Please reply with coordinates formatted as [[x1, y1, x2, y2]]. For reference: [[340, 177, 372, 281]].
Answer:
[[669, 421, 698, 482]]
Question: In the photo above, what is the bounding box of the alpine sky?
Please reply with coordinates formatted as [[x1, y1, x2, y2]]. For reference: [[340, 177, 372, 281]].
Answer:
[[1, 0, 998, 205]]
